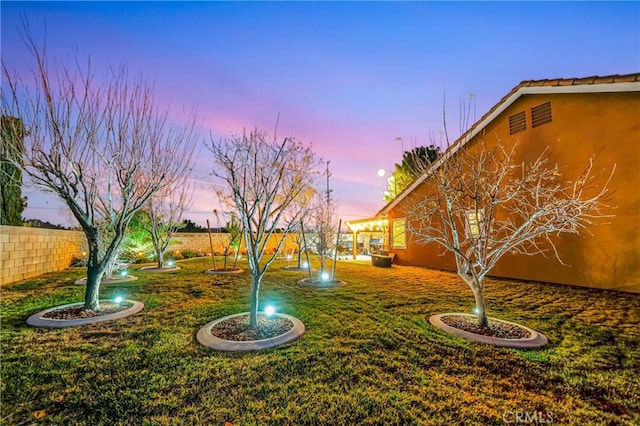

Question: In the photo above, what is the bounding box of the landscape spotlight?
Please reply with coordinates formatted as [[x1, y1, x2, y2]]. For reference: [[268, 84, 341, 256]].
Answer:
[[321, 272, 330, 281], [167, 260, 175, 267], [265, 305, 276, 317], [302, 261, 308, 268], [114, 296, 124, 304], [120, 270, 128, 277]]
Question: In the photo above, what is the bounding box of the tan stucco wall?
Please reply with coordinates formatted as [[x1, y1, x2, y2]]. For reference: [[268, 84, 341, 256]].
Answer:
[[389, 91, 640, 293]]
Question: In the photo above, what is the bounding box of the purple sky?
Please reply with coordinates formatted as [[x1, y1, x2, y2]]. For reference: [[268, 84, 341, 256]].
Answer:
[[3, 1, 639, 228]]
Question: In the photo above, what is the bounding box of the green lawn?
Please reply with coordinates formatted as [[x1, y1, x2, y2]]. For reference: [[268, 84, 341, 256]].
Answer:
[[1, 258, 639, 425]]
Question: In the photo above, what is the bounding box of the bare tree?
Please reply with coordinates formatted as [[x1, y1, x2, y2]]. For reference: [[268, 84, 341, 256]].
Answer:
[[285, 222, 305, 267], [1, 35, 198, 310], [141, 171, 195, 269], [404, 140, 613, 327], [226, 213, 243, 270], [282, 187, 317, 270], [308, 192, 336, 281], [211, 209, 242, 271], [209, 128, 319, 327]]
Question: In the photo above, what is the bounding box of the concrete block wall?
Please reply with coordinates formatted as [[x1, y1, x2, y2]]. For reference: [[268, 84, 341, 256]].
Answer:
[[0, 226, 299, 285], [166, 233, 298, 256], [0, 225, 87, 286]]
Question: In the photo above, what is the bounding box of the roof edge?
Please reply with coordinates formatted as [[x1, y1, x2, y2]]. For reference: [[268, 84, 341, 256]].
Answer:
[[377, 77, 640, 216]]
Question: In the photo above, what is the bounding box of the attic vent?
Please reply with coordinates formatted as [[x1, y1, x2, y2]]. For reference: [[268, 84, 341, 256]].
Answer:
[[531, 101, 552, 127], [508, 111, 527, 135]]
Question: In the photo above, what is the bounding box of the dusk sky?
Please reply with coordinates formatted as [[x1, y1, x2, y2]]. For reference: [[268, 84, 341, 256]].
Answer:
[[2, 1, 639, 228]]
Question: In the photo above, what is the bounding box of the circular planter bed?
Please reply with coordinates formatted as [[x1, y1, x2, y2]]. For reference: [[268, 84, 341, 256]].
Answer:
[[204, 268, 244, 275], [197, 311, 305, 351], [429, 313, 548, 349], [297, 278, 346, 288], [283, 265, 312, 271], [138, 265, 181, 272], [73, 275, 138, 285], [27, 300, 144, 328]]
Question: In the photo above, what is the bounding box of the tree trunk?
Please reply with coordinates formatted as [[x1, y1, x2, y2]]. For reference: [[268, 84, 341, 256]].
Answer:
[[84, 236, 103, 310], [249, 273, 262, 328], [471, 285, 488, 328], [233, 247, 240, 269], [296, 245, 303, 268], [156, 246, 164, 269]]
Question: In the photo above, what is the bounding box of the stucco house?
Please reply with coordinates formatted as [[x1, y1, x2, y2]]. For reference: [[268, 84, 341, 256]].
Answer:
[[377, 73, 640, 293]]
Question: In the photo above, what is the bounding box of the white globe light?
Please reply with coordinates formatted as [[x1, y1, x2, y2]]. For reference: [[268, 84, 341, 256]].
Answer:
[[114, 296, 124, 304], [377, 168, 386, 177], [265, 306, 276, 316], [321, 272, 330, 281], [120, 270, 128, 277]]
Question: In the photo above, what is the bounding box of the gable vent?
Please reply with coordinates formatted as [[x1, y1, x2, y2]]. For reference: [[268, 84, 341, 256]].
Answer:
[[508, 111, 527, 135], [531, 101, 552, 128]]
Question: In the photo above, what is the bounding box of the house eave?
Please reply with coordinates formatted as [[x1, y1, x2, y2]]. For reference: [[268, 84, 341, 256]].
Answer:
[[377, 79, 640, 217]]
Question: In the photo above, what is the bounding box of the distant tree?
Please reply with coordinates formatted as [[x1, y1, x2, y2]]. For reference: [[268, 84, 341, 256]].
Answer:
[[22, 218, 68, 230], [308, 162, 337, 281], [308, 194, 336, 280], [1, 34, 198, 310], [123, 210, 154, 261], [222, 212, 243, 270], [209, 128, 319, 328], [96, 220, 132, 278], [384, 145, 440, 202], [282, 187, 317, 269], [178, 219, 208, 233], [404, 140, 613, 327], [288, 222, 307, 267], [0, 116, 27, 225], [141, 171, 194, 269]]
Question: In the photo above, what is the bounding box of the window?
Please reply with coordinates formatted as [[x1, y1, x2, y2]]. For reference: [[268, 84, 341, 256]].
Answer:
[[391, 218, 406, 249], [531, 101, 552, 127], [465, 210, 484, 238], [508, 111, 527, 135]]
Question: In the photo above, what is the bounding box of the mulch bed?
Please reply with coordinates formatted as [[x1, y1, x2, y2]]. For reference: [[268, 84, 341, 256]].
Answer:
[[440, 314, 532, 339], [210, 314, 294, 341], [42, 302, 134, 320]]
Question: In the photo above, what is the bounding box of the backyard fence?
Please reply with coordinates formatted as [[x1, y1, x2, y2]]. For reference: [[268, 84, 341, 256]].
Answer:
[[1, 225, 86, 286], [0, 225, 298, 286]]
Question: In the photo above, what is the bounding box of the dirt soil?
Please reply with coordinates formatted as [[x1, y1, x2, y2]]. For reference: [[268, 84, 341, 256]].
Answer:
[[42, 302, 134, 319], [440, 314, 532, 339], [210, 314, 294, 341]]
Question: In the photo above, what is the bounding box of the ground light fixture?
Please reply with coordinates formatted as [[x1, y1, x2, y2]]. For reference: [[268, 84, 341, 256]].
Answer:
[[264, 306, 276, 317], [321, 272, 330, 281], [120, 270, 128, 277], [114, 296, 124, 304], [167, 260, 175, 267], [302, 261, 308, 268]]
